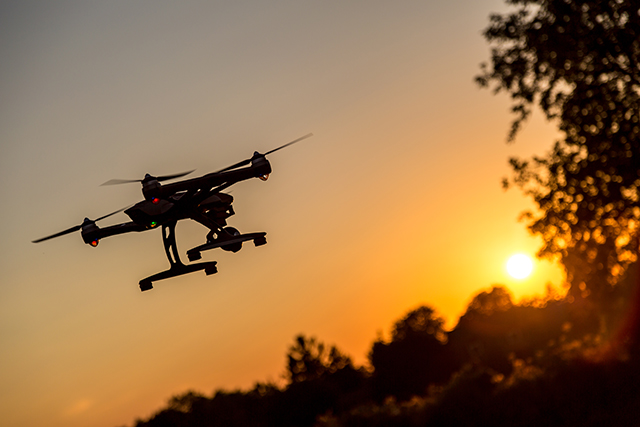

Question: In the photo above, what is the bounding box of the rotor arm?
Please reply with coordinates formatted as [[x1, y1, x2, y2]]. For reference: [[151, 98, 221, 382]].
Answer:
[[84, 221, 148, 244], [154, 157, 271, 199]]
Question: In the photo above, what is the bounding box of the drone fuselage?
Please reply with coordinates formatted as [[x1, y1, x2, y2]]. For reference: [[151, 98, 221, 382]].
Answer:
[[80, 155, 271, 246]]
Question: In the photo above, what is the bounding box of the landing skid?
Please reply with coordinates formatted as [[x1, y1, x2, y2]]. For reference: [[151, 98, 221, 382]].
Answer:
[[186, 232, 267, 261], [139, 221, 218, 291], [139, 262, 218, 291]]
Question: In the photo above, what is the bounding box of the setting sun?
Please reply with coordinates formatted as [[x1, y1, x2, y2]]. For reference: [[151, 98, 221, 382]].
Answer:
[[506, 254, 534, 279]]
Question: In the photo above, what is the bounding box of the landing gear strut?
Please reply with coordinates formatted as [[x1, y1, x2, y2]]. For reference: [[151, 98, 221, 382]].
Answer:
[[138, 221, 218, 291]]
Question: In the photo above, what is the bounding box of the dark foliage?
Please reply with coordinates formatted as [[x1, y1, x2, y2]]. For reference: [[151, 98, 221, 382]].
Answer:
[[129, 267, 640, 427], [477, 0, 640, 298], [369, 306, 454, 401], [316, 267, 640, 426], [287, 335, 354, 384], [447, 286, 602, 376], [133, 335, 368, 427]]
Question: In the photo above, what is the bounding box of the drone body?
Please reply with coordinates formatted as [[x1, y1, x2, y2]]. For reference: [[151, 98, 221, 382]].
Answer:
[[33, 134, 312, 291]]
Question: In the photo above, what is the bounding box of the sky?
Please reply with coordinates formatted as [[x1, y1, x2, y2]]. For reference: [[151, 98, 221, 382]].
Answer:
[[0, 2, 565, 426]]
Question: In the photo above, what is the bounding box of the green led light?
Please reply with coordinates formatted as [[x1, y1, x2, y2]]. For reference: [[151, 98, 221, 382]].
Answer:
[[150, 221, 157, 228]]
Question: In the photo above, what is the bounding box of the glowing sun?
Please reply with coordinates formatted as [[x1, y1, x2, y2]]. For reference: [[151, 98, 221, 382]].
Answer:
[[506, 254, 534, 279]]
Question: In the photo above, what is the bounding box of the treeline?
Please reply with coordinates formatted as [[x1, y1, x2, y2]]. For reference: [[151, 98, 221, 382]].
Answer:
[[127, 263, 640, 427]]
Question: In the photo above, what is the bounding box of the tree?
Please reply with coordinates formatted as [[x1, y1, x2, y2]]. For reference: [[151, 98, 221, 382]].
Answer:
[[477, 0, 640, 299], [464, 285, 513, 316], [447, 286, 602, 375], [390, 305, 448, 343], [286, 334, 353, 383], [284, 335, 365, 426], [369, 306, 453, 400]]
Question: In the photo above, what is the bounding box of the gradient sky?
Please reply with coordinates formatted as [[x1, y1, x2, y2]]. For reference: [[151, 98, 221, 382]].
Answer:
[[1, 2, 565, 427]]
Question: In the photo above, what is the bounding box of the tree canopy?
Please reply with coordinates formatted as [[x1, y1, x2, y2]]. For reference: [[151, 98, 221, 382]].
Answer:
[[286, 335, 354, 383], [477, 0, 640, 297]]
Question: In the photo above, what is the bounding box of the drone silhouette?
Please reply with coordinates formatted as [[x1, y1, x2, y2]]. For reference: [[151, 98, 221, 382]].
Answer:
[[33, 133, 313, 291]]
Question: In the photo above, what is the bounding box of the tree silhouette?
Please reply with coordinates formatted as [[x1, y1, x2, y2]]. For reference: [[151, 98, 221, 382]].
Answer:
[[281, 335, 366, 426], [369, 306, 454, 400], [286, 334, 354, 383], [128, 280, 640, 427], [447, 286, 603, 377], [477, 0, 640, 299], [465, 285, 513, 315]]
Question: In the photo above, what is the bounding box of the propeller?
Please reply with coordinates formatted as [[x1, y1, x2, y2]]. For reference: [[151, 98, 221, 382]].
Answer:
[[32, 206, 128, 243], [101, 170, 195, 186], [214, 133, 313, 174]]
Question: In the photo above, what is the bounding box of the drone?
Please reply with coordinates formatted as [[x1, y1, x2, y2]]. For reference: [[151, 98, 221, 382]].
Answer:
[[33, 133, 313, 291]]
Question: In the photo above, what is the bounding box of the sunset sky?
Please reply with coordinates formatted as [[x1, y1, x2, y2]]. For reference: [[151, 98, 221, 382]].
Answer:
[[1, 2, 565, 426]]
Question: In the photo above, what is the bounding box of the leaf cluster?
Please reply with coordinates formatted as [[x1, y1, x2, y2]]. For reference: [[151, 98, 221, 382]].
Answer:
[[287, 335, 354, 384]]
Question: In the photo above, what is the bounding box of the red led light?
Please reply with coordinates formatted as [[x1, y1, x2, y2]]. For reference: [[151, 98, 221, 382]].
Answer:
[[152, 197, 160, 204], [90, 240, 99, 247]]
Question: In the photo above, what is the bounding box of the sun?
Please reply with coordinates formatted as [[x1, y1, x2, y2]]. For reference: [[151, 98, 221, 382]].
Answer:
[[506, 254, 534, 279]]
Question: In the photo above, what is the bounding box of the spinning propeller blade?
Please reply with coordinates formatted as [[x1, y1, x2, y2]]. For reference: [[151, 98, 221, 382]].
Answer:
[[32, 206, 128, 243], [264, 133, 313, 156], [100, 178, 140, 186], [152, 170, 196, 182], [31, 224, 83, 243], [214, 158, 252, 174], [101, 170, 195, 186], [215, 133, 313, 173]]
